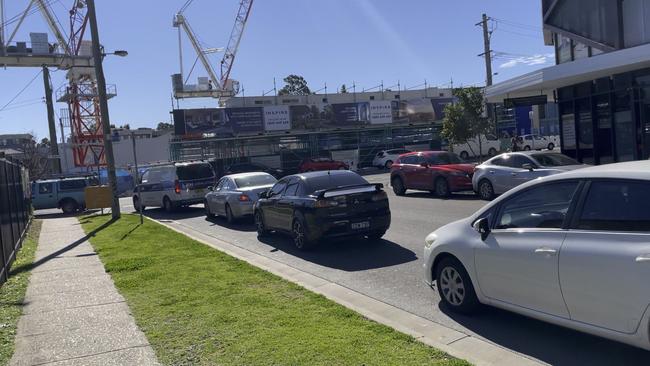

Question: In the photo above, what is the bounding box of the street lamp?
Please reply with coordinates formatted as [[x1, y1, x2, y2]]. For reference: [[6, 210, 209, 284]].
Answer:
[[101, 49, 128, 57]]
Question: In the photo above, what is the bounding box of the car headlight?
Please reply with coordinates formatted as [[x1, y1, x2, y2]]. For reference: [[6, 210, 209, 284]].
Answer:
[[424, 232, 438, 249]]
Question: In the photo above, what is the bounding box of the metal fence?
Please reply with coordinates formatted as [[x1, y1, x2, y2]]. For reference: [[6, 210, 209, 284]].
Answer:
[[0, 157, 31, 286]]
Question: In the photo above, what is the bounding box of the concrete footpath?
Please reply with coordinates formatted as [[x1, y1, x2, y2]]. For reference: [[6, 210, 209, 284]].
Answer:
[[10, 216, 159, 366]]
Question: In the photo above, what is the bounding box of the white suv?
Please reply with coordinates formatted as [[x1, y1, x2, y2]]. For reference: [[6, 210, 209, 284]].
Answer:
[[423, 160, 650, 350], [372, 149, 411, 169], [133, 161, 215, 212]]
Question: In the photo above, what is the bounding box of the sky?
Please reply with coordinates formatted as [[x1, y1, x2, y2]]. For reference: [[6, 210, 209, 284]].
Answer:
[[0, 0, 553, 140]]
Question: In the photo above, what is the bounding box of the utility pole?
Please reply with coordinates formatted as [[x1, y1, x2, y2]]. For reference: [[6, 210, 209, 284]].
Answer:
[[42, 66, 61, 174], [86, 0, 120, 219], [477, 13, 493, 87], [131, 131, 143, 224]]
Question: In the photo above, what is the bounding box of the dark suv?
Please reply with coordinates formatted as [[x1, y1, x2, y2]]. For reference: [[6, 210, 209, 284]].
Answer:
[[254, 170, 391, 249]]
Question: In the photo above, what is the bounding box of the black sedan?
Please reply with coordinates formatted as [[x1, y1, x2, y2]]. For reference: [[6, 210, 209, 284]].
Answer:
[[223, 162, 284, 179], [253, 170, 391, 250]]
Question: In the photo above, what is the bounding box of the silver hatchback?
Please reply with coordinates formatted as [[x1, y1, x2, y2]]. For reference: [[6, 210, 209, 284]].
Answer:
[[472, 151, 587, 200], [204, 172, 277, 223]]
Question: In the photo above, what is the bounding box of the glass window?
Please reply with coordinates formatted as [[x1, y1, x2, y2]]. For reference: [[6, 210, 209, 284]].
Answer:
[[141, 170, 150, 183], [223, 179, 235, 191], [489, 157, 507, 166], [614, 91, 636, 162], [510, 155, 535, 169], [577, 181, 650, 232], [215, 178, 226, 191], [38, 183, 53, 194], [576, 98, 594, 164], [595, 95, 614, 164], [177, 163, 214, 180], [284, 183, 299, 197], [557, 34, 573, 64], [59, 179, 87, 191], [304, 173, 368, 194], [269, 180, 288, 197], [531, 153, 579, 167], [428, 153, 462, 165], [234, 174, 277, 188], [574, 42, 589, 60], [496, 181, 580, 229]]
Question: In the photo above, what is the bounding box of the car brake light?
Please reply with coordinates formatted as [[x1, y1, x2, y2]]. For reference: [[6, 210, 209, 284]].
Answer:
[[315, 199, 339, 208], [174, 180, 181, 194], [238, 194, 250, 202], [371, 190, 388, 201]]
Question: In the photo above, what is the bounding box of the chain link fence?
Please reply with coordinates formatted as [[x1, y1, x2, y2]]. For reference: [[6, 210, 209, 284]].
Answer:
[[0, 157, 31, 286]]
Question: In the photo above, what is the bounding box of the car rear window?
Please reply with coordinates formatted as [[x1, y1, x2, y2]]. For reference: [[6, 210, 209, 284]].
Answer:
[[59, 179, 87, 191], [304, 172, 369, 194], [176, 163, 214, 181], [234, 174, 277, 188]]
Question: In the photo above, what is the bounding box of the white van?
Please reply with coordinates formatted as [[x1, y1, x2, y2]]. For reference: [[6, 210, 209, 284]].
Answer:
[[451, 134, 501, 160], [133, 161, 215, 212]]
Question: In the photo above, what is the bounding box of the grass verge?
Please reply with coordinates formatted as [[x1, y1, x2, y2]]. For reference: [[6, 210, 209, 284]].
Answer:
[[81, 214, 470, 366], [0, 220, 41, 365]]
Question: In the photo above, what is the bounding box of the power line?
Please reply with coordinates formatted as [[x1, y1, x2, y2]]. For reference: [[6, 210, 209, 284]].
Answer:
[[491, 17, 542, 31], [496, 28, 542, 39], [0, 69, 43, 112], [0, 0, 58, 29]]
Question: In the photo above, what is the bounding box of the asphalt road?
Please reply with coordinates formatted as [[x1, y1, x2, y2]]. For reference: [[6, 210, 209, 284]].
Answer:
[[114, 172, 649, 366]]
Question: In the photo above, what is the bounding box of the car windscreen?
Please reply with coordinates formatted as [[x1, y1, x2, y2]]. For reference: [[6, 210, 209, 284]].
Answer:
[[234, 174, 277, 188], [304, 173, 369, 194], [176, 164, 215, 180], [531, 153, 579, 167]]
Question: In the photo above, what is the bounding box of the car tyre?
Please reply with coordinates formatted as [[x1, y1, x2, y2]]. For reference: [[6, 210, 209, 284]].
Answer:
[[225, 204, 235, 224], [254, 210, 268, 237], [163, 196, 174, 213], [204, 200, 215, 218], [435, 178, 450, 198], [61, 199, 78, 214], [292, 217, 315, 250], [524, 145, 531, 151], [391, 177, 406, 196], [478, 179, 495, 201], [435, 257, 480, 314], [548, 143, 555, 151], [459, 151, 470, 160], [384, 160, 393, 169], [487, 147, 497, 157], [133, 196, 146, 212]]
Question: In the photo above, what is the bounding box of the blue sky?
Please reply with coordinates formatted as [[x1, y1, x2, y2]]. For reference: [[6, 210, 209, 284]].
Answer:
[[0, 0, 552, 140]]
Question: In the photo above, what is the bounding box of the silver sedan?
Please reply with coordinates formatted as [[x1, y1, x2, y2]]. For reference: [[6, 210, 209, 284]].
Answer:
[[204, 172, 277, 223], [472, 151, 587, 200]]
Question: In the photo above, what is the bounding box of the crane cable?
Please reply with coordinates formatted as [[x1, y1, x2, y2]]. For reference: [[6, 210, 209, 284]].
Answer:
[[0, 69, 43, 112], [178, 0, 195, 14]]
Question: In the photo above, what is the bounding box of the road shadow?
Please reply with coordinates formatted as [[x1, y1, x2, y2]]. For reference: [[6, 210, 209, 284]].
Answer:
[[204, 215, 257, 232], [34, 209, 102, 220], [402, 192, 481, 201], [257, 234, 417, 272], [437, 300, 650, 365], [141, 206, 206, 221]]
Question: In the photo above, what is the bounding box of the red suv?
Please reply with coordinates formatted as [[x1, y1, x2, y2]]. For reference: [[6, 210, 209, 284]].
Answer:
[[390, 151, 475, 197], [298, 158, 349, 172]]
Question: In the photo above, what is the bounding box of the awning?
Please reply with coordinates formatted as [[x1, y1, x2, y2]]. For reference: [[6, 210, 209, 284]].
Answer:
[[485, 42, 650, 103]]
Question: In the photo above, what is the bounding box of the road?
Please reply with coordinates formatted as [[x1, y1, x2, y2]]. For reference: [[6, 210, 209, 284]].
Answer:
[[118, 172, 649, 366]]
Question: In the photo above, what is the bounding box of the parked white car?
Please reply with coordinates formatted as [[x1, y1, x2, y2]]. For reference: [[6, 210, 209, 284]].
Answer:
[[451, 134, 501, 160], [423, 160, 650, 350], [520, 134, 559, 151], [372, 148, 411, 169]]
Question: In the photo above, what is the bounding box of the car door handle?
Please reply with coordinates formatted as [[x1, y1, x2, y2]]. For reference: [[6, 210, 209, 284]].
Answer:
[[488, 170, 495, 174], [534, 247, 557, 256], [635, 254, 650, 263]]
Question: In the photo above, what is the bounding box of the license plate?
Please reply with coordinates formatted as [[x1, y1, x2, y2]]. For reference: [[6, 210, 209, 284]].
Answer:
[[351, 221, 370, 230]]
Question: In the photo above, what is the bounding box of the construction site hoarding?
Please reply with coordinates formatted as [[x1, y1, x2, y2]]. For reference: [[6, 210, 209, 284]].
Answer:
[[263, 105, 291, 131], [224, 107, 264, 134]]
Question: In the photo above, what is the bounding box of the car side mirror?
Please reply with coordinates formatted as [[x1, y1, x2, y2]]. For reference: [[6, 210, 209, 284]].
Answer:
[[473, 217, 491, 241], [259, 190, 269, 199], [207, 186, 213, 192], [522, 163, 534, 171]]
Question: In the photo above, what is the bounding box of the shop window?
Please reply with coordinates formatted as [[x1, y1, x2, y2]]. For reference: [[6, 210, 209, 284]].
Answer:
[[560, 102, 577, 159], [614, 91, 635, 162], [595, 95, 614, 164], [577, 98, 594, 164]]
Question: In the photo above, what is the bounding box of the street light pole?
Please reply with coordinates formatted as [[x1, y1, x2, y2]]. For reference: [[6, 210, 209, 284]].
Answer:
[[86, 0, 120, 219]]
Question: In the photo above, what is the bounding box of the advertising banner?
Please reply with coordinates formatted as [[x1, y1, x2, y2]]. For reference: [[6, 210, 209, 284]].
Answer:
[[174, 108, 231, 137], [430, 98, 455, 121], [224, 107, 264, 134], [369, 100, 393, 124], [394, 98, 435, 123], [331, 102, 369, 126], [263, 105, 291, 131], [290, 104, 330, 130]]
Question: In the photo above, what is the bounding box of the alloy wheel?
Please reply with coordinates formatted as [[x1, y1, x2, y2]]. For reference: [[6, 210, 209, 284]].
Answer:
[[439, 266, 465, 306], [293, 220, 305, 249], [479, 180, 494, 200]]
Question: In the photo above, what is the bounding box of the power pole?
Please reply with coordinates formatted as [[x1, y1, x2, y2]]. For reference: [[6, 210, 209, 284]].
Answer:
[[477, 13, 493, 87], [42, 66, 61, 174], [86, 0, 120, 219]]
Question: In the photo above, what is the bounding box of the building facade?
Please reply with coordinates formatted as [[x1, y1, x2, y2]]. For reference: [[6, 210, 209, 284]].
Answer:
[[488, 0, 650, 163]]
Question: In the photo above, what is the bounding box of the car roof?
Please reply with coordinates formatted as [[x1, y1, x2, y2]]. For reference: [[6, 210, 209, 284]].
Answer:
[[543, 160, 650, 181], [223, 172, 273, 179], [400, 150, 449, 157], [290, 170, 357, 180]]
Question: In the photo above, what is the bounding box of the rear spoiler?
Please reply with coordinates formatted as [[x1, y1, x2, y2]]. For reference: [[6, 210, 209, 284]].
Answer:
[[316, 183, 384, 198]]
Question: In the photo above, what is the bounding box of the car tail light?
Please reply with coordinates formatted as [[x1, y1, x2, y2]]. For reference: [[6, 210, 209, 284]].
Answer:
[[174, 180, 181, 194], [238, 194, 250, 202], [315, 199, 339, 208], [371, 190, 388, 202]]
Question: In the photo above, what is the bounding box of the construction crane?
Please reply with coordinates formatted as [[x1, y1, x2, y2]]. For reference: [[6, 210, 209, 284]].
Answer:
[[172, 0, 253, 100]]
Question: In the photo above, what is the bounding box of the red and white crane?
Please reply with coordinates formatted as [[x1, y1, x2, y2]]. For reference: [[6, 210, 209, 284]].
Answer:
[[172, 0, 253, 100]]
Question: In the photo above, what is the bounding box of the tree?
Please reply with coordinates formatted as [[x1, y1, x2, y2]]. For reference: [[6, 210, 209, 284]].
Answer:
[[40, 138, 50, 147], [278, 75, 311, 96], [441, 87, 492, 159], [340, 84, 347, 94], [157, 122, 174, 130]]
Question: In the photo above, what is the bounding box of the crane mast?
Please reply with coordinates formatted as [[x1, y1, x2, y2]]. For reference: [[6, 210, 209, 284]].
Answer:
[[220, 0, 253, 90]]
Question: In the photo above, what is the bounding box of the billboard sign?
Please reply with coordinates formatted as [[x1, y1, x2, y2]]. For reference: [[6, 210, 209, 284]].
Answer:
[[331, 103, 369, 126], [369, 100, 393, 124], [224, 107, 264, 134], [431, 98, 455, 121], [263, 105, 291, 131]]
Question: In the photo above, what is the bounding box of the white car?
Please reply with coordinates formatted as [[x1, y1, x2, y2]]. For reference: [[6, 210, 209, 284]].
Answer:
[[520, 134, 559, 151], [451, 134, 501, 160], [372, 148, 411, 169], [423, 160, 650, 350]]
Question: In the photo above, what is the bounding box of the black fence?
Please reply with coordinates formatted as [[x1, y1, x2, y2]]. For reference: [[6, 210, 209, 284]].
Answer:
[[0, 157, 31, 285]]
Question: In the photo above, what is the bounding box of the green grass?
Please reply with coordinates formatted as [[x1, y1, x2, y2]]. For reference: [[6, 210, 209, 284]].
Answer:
[[0, 220, 41, 365], [81, 214, 470, 366]]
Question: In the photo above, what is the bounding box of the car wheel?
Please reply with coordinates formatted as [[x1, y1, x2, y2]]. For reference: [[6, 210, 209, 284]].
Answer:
[[487, 148, 497, 157], [548, 143, 555, 150], [133, 196, 146, 212], [254, 210, 267, 237], [163, 197, 174, 213], [459, 151, 470, 160], [478, 179, 495, 201], [384, 160, 393, 169], [435, 257, 480, 314], [524, 145, 531, 151], [435, 178, 450, 198], [225, 204, 235, 224], [61, 199, 78, 214], [292, 218, 314, 250], [391, 177, 406, 196], [204, 200, 215, 218]]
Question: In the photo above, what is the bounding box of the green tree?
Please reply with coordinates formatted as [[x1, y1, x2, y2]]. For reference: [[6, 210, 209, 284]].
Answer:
[[278, 75, 311, 96], [441, 87, 492, 158], [157, 122, 174, 130], [340, 84, 347, 93]]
